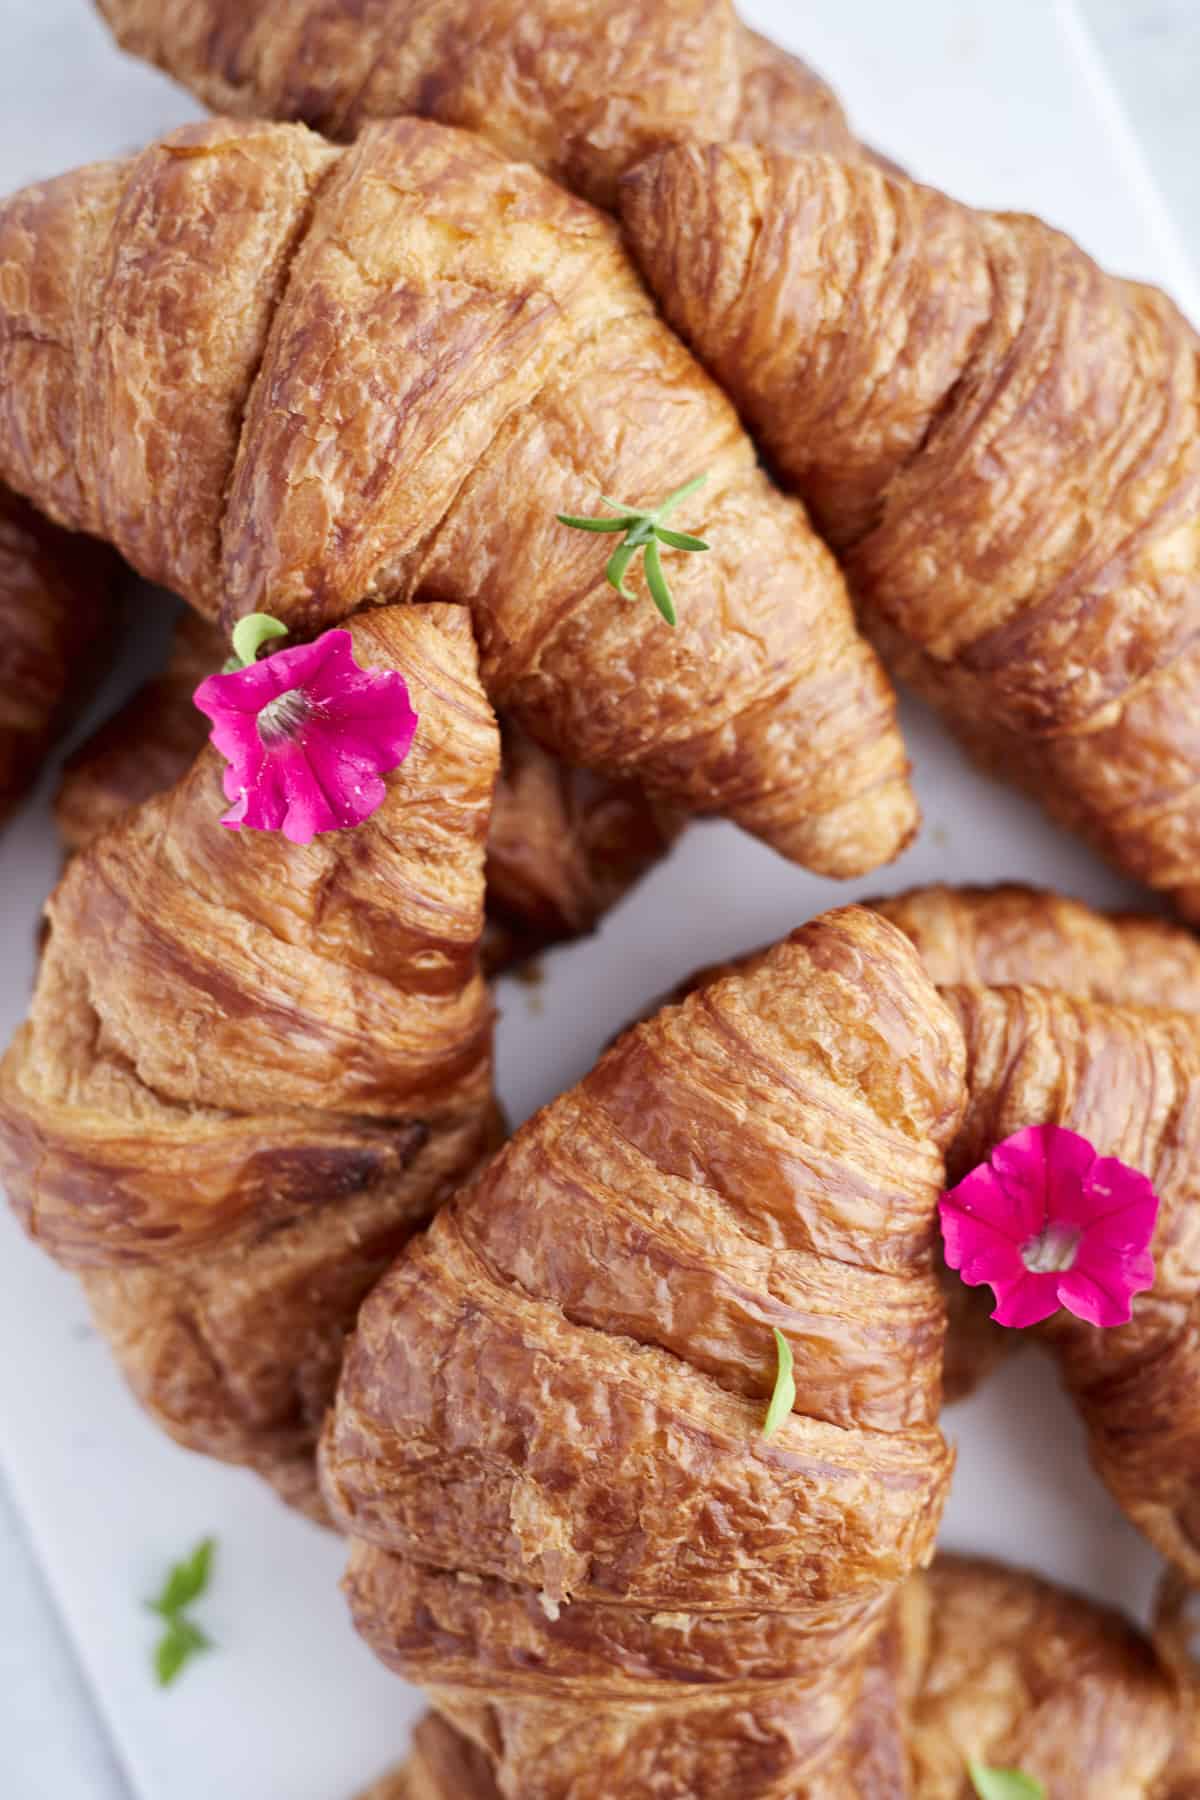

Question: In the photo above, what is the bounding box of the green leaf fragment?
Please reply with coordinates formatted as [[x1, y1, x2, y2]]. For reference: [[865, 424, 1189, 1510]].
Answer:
[[554, 512, 631, 533], [642, 539, 677, 627], [230, 612, 288, 668], [653, 527, 710, 554], [655, 472, 709, 517], [154, 1616, 213, 1688], [968, 1763, 1045, 1800], [555, 472, 711, 626], [762, 1328, 795, 1440], [147, 1537, 215, 1618], [605, 539, 641, 600]]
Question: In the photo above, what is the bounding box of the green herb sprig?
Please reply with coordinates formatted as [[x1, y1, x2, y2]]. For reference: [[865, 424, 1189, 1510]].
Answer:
[[761, 1327, 795, 1440], [968, 1762, 1045, 1800], [147, 1537, 216, 1687], [556, 473, 711, 626]]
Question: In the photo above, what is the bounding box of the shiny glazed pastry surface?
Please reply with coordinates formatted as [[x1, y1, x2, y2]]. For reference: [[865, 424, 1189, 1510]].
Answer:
[[0, 603, 499, 1511], [0, 485, 118, 827], [93, 0, 858, 209], [622, 147, 1200, 915], [323, 906, 964, 1797], [0, 117, 915, 877]]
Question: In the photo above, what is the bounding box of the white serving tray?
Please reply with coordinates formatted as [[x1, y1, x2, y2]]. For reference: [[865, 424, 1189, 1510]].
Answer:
[[1, 2, 1197, 1795]]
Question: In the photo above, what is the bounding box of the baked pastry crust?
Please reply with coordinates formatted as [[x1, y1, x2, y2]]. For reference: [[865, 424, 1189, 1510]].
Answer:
[[0, 602, 499, 1512], [0, 117, 915, 877], [0, 486, 118, 827], [623, 146, 1200, 914], [93, 0, 859, 210], [323, 906, 964, 1795], [360, 1556, 1194, 1798]]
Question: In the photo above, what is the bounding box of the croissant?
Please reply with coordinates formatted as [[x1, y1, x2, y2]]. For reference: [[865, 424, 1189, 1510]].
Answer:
[[0, 485, 118, 826], [320, 905, 963, 1796], [0, 116, 915, 879], [370, 1556, 1199, 1799], [54, 613, 680, 973], [622, 146, 1200, 916], [94, 0, 858, 210], [875, 884, 1200, 1403], [0, 602, 500, 1515]]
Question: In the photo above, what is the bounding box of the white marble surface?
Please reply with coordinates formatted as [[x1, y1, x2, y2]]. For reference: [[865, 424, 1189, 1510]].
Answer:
[[0, 4, 1196, 1798]]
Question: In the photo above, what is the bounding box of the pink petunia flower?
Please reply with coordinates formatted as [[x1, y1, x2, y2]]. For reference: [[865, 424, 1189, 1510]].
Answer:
[[193, 629, 418, 845], [939, 1125, 1159, 1329]]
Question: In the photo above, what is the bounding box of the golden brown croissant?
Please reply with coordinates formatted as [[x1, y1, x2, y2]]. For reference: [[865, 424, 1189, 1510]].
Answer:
[[0, 602, 499, 1514], [371, 1555, 1199, 1799], [94, 1, 858, 210], [321, 905, 964, 1796], [622, 146, 1200, 916], [0, 117, 915, 879], [54, 613, 680, 973], [0, 486, 118, 826]]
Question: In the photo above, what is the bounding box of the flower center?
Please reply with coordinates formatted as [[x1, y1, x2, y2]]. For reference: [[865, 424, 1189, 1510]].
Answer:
[[257, 688, 310, 747], [1021, 1220, 1081, 1274]]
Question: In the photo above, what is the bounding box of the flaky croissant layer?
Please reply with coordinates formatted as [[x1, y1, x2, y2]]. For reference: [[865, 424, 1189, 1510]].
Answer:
[[93, 0, 859, 210], [0, 602, 500, 1512], [622, 146, 1200, 915], [0, 486, 118, 826], [323, 906, 964, 1797], [0, 117, 915, 877], [368, 1556, 1198, 1799]]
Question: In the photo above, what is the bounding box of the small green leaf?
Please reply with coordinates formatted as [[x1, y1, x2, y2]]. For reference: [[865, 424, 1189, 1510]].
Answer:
[[653, 527, 710, 553], [654, 472, 708, 518], [556, 472, 711, 627], [762, 1328, 795, 1440], [230, 613, 288, 668], [605, 540, 641, 600], [554, 512, 630, 533], [642, 539, 678, 628], [154, 1615, 212, 1688], [968, 1763, 1045, 1800], [148, 1538, 215, 1618]]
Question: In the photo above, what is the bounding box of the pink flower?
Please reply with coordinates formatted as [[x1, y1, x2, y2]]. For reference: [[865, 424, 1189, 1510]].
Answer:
[[193, 629, 418, 845], [940, 1125, 1158, 1329]]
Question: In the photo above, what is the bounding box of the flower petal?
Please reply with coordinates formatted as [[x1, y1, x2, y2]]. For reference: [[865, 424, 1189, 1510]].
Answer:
[[989, 1270, 1064, 1329], [940, 1163, 1032, 1245], [939, 1195, 1027, 1285], [1055, 1267, 1138, 1329]]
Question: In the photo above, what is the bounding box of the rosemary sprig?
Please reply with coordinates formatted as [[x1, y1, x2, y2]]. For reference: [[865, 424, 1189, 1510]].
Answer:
[[761, 1328, 795, 1440], [556, 473, 711, 626]]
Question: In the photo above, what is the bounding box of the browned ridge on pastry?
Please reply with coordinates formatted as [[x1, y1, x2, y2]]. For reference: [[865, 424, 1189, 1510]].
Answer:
[[54, 613, 681, 974], [0, 117, 915, 878], [363, 1555, 1199, 1798], [622, 146, 1200, 917], [94, 0, 858, 211], [322, 906, 964, 1797], [0, 602, 499, 1513], [0, 486, 119, 827]]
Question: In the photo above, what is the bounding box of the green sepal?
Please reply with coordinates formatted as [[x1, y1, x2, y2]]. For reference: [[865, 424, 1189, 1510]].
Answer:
[[230, 613, 288, 668]]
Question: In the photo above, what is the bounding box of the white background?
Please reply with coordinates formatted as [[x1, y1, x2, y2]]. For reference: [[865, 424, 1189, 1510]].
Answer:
[[1, 2, 1198, 1795]]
